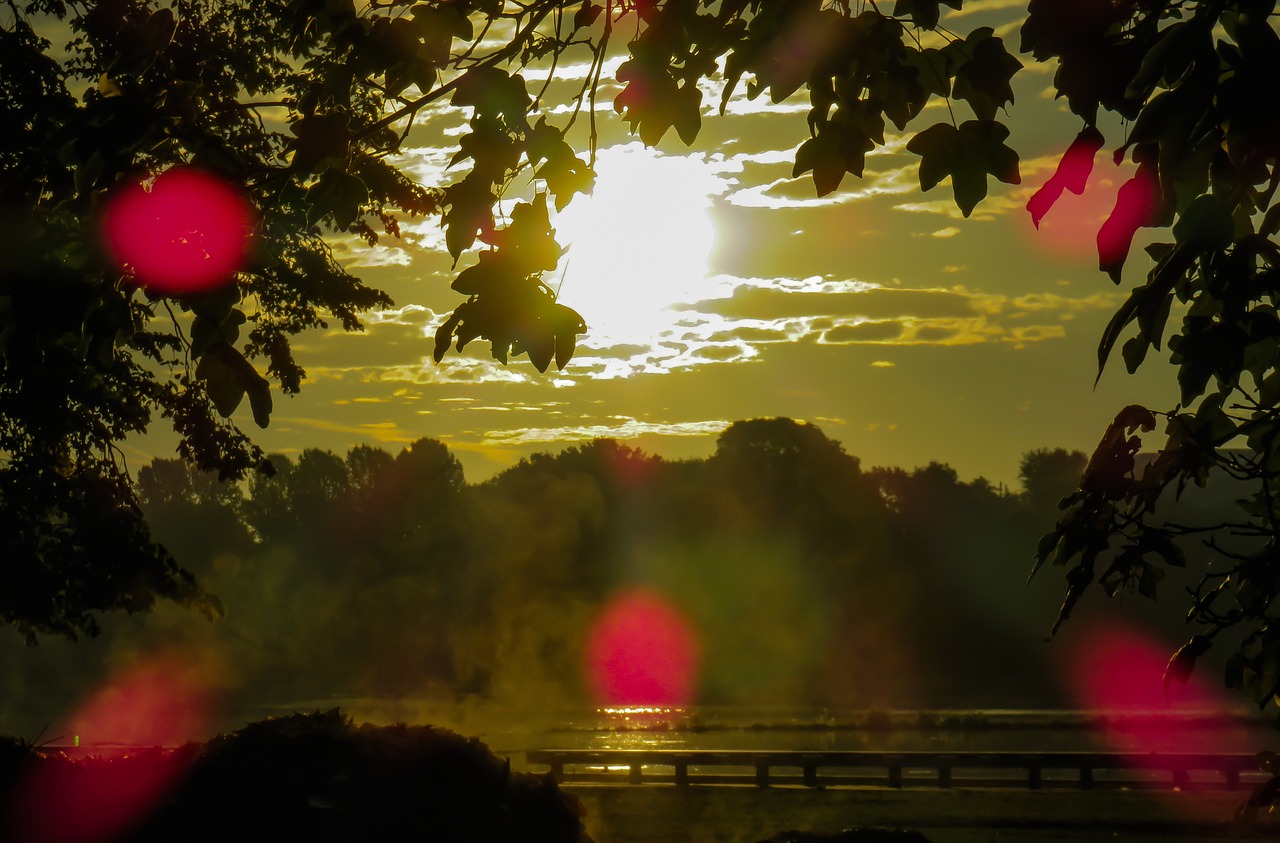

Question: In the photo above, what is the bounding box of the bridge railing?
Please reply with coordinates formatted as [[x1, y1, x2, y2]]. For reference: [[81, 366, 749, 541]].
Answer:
[[524, 749, 1265, 791]]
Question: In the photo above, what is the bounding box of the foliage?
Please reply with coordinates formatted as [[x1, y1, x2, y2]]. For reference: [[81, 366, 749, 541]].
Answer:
[[1017, 0, 1280, 722], [1018, 448, 1087, 513], [1, 0, 443, 640]]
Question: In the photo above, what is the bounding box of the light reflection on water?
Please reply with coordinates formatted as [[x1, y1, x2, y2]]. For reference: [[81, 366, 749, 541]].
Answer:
[[590, 707, 693, 751], [549, 706, 1279, 758]]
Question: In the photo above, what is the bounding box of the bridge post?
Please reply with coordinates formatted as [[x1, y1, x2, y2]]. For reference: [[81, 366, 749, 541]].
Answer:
[[676, 762, 688, 786], [888, 765, 903, 788], [1028, 766, 1041, 789], [803, 765, 818, 788], [1080, 767, 1093, 789], [756, 760, 770, 788], [937, 766, 952, 788], [629, 763, 642, 785]]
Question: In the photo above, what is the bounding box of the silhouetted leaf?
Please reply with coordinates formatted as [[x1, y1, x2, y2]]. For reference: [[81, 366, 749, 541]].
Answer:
[[893, 0, 961, 30], [443, 176, 496, 260], [574, 2, 602, 30], [551, 303, 585, 370], [246, 377, 272, 429], [1125, 19, 1209, 101], [1121, 334, 1149, 374], [307, 170, 369, 229], [196, 352, 246, 417], [288, 113, 351, 172], [903, 46, 953, 98], [452, 67, 530, 125], [523, 330, 553, 373], [794, 130, 845, 196], [950, 28, 1022, 121], [1173, 194, 1234, 251], [906, 119, 1020, 217], [433, 311, 462, 363]]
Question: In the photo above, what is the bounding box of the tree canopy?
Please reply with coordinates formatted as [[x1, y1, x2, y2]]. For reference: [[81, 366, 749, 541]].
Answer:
[[4, 0, 1280, 729]]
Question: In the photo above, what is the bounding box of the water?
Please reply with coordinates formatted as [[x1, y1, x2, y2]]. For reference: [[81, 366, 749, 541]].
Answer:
[[263, 702, 1279, 762], [32, 696, 1275, 761]]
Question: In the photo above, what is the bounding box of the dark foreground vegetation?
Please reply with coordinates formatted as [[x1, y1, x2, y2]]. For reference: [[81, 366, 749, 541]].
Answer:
[[0, 710, 589, 843]]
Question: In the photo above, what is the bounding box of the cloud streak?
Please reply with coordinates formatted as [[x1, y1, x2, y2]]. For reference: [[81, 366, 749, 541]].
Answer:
[[480, 416, 732, 446]]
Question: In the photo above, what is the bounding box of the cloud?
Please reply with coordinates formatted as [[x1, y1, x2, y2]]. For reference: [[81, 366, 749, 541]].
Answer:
[[695, 284, 983, 321], [1006, 324, 1067, 346], [820, 321, 905, 344], [329, 239, 414, 268], [893, 192, 1022, 221], [289, 268, 1124, 394], [481, 416, 733, 446], [379, 356, 534, 385], [670, 279, 1122, 350], [274, 417, 419, 444], [362, 304, 436, 327], [726, 161, 918, 209]]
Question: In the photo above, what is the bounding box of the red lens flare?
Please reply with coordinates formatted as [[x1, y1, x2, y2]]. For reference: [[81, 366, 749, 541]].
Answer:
[[4, 654, 216, 843], [7, 749, 192, 843], [585, 588, 701, 706], [1061, 620, 1222, 753], [1023, 160, 1128, 264], [65, 654, 216, 748], [1096, 167, 1161, 277], [101, 167, 253, 295]]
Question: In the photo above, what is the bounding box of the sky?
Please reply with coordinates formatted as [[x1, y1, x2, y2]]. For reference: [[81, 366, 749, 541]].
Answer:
[[140, 1, 1181, 486]]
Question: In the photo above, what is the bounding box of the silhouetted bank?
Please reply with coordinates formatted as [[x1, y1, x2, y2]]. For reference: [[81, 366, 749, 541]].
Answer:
[[0, 710, 587, 843]]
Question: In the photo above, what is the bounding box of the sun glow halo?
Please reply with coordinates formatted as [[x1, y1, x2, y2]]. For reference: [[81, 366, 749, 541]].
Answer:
[[551, 144, 720, 347]]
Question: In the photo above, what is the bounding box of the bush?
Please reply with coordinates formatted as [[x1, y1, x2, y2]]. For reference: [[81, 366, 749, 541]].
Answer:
[[1, 710, 590, 843]]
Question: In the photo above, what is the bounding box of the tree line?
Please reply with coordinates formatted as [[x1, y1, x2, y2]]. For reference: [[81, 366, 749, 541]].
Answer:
[[7, 419, 1160, 724]]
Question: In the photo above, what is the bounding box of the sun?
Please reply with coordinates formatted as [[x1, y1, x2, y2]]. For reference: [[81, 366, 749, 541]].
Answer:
[[550, 143, 722, 346]]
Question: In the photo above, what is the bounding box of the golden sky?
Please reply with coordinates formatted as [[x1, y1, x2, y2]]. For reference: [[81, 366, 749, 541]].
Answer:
[[135, 2, 1180, 485]]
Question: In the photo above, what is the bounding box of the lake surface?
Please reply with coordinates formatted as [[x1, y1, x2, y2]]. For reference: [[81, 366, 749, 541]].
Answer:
[[222, 702, 1280, 763]]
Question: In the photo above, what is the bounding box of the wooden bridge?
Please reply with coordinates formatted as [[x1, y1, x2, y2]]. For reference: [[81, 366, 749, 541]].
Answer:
[[525, 749, 1266, 791]]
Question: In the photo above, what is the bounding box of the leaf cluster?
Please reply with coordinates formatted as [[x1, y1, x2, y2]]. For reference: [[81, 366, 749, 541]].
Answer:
[[1023, 5, 1280, 758], [435, 194, 585, 372]]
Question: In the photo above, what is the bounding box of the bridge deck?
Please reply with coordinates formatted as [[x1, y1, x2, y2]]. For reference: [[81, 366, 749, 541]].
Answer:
[[524, 749, 1265, 790]]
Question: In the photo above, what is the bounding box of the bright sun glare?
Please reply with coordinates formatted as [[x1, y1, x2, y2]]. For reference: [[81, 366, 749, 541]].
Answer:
[[551, 143, 721, 347]]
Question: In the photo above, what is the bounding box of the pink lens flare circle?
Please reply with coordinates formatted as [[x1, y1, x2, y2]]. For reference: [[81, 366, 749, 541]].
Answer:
[[6, 654, 216, 843], [1061, 619, 1224, 753], [585, 588, 701, 706], [101, 167, 253, 295]]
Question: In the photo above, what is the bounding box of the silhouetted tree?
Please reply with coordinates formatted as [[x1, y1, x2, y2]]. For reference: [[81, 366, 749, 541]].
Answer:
[[1018, 448, 1087, 513], [137, 458, 252, 574]]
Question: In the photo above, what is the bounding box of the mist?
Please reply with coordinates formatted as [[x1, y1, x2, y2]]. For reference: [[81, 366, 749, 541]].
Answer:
[[0, 419, 1233, 745]]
